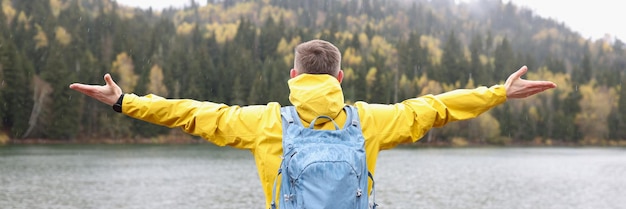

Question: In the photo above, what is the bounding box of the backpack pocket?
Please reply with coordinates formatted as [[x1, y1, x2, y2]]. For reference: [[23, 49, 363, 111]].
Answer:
[[285, 144, 365, 209]]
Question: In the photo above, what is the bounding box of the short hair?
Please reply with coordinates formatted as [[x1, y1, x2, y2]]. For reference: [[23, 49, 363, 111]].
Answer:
[[294, 40, 342, 77]]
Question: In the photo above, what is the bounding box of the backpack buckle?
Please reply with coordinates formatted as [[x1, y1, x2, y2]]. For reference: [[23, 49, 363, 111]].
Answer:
[[284, 194, 294, 202]]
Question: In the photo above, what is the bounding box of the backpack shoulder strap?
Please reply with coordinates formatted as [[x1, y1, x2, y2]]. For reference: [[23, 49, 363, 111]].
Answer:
[[343, 105, 363, 137], [280, 106, 295, 125], [280, 106, 302, 152], [280, 106, 305, 127], [344, 105, 377, 208], [343, 105, 359, 126]]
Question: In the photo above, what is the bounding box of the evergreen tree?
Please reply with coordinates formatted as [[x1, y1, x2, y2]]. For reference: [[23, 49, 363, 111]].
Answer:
[[201, 34, 221, 101], [573, 45, 592, 84], [493, 37, 515, 82], [398, 32, 427, 79], [247, 70, 265, 105], [265, 59, 289, 105], [320, 17, 339, 44], [366, 52, 391, 103], [20, 0, 57, 74], [520, 53, 537, 73], [14, 0, 54, 28], [181, 24, 209, 100], [0, 38, 34, 138], [545, 56, 566, 73], [234, 17, 256, 52], [610, 76, 626, 140], [0, 2, 6, 35], [552, 89, 582, 142], [40, 45, 79, 139], [492, 103, 514, 142], [440, 31, 467, 85], [229, 18, 259, 104], [469, 34, 490, 85], [258, 16, 281, 61], [364, 24, 374, 40]]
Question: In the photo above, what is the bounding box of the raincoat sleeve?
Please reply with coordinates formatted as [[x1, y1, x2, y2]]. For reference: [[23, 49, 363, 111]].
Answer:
[[120, 94, 281, 149], [357, 85, 507, 150]]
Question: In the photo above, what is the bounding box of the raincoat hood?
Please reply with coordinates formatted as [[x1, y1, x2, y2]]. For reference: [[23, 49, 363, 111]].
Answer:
[[288, 74, 345, 125]]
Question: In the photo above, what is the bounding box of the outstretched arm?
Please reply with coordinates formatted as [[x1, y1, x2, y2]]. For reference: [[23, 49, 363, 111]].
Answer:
[[69, 73, 123, 106], [505, 66, 557, 99]]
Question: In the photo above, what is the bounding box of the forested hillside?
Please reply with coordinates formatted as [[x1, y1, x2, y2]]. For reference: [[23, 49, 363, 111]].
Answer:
[[1, 0, 625, 145]]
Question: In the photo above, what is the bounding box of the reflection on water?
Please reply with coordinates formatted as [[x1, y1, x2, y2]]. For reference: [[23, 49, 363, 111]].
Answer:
[[1, 145, 625, 209]]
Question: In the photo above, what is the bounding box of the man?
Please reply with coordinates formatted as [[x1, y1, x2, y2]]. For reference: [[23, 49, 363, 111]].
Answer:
[[69, 39, 556, 208]]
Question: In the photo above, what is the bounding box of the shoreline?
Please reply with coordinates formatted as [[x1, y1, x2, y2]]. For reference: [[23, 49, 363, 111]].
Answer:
[[4, 138, 626, 148], [4, 136, 206, 145]]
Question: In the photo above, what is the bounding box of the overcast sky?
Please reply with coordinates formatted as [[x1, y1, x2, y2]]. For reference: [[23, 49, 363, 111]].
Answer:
[[114, 0, 624, 41], [506, 0, 622, 41]]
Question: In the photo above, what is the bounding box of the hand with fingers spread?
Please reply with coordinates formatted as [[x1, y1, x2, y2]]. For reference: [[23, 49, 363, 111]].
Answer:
[[69, 73, 123, 106], [505, 66, 557, 99]]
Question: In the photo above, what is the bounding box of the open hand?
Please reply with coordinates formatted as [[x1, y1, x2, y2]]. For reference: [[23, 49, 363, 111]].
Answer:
[[505, 66, 557, 99], [69, 74, 123, 105]]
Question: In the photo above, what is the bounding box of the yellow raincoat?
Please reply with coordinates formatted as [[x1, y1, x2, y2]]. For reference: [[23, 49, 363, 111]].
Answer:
[[121, 74, 507, 208]]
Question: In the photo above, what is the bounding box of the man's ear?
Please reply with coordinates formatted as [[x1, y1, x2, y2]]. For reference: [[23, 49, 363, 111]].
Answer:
[[337, 70, 344, 83], [290, 69, 298, 78]]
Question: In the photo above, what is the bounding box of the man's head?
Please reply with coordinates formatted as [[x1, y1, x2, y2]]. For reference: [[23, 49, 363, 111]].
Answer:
[[291, 39, 343, 82]]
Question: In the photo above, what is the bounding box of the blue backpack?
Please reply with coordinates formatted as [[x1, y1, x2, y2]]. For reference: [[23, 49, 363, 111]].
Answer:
[[271, 106, 377, 209]]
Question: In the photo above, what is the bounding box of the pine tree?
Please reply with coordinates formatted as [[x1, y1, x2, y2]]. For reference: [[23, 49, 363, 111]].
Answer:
[[492, 103, 514, 142], [440, 31, 467, 85], [40, 45, 79, 139], [545, 56, 566, 73], [0, 2, 6, 34], [258, 16, 281, 61], [610, 76, 626, 140], [366, 52, 391, 103], [573, 45, 592, 84], [399, 32, 427, 79], [267, 56, 290, 105], [234, 17, 256, 52], [493, 37, 515, 82], [554, 90, 582, 142], [0, 38, 34, 139], [469, 34, 490, 85]]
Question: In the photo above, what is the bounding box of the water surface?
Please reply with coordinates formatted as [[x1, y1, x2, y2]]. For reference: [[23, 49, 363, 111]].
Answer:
[[1, 145, 624, 209]]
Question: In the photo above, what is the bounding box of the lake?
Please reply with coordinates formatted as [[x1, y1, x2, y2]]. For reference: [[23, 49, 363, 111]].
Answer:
[[1, 145, 625, 209]]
